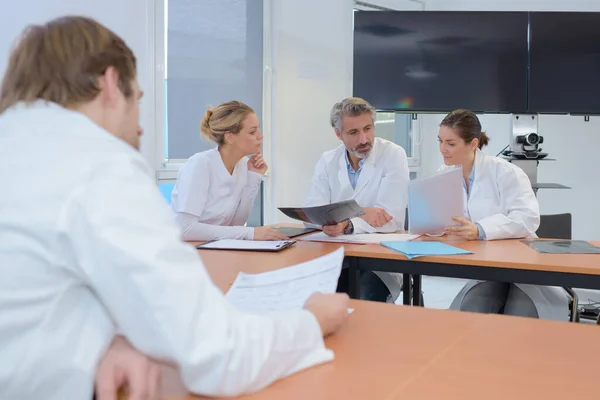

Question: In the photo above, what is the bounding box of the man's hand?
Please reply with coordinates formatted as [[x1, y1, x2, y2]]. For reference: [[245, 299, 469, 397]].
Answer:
[[445, 217, 480, 240], [322, 220, 349, 237], [96, 336, 160, 400], [304, 292, 350, 337], [360, 207, 392, 227]]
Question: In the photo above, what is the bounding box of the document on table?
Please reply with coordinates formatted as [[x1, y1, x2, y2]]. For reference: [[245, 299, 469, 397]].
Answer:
[[196, 239, 296, 252], [225, 247, 345, 314], [299, 232, 420, 244], [407, 166, 467, 235], [381, 241, 473, 259]]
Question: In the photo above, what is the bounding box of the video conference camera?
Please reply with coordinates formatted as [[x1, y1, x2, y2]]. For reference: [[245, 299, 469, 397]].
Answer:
[[506, 115, 548, 160], [516, 132, 544, 147]]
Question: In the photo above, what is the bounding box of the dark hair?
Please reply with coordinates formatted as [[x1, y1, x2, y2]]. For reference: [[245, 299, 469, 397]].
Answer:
[[0, 16, 137, 114], [440, 109, 489, 149]]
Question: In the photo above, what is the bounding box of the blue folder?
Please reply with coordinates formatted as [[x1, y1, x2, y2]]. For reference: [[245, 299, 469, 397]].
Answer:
[[381, 241, 473, 259]]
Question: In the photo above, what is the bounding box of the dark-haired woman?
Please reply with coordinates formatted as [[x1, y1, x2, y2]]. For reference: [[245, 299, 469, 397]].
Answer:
[[437, 109, 568, 321]]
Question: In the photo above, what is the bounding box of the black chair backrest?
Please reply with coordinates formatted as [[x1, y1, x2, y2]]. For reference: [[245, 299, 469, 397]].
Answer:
[[536, 213, 572, 240], [404, 207, 409, 231]]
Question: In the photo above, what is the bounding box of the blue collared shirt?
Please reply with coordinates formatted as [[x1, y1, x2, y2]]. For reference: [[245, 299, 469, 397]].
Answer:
[[462, 166, 486, 240], [345, 151, 364, 190]]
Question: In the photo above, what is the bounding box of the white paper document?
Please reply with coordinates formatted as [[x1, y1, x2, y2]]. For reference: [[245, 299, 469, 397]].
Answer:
[[225, 248, 345, 314], [407, 166, 468, 235], [299, 232, 420, 244]]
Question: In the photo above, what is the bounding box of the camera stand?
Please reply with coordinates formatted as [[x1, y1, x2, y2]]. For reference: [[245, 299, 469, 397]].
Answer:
[[501, 114, 570, 195]]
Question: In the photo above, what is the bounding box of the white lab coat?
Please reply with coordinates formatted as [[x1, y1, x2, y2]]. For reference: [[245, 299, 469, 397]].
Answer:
[[0, 101, 332, 399], [443, 149, 569, 321], [170, 148, 262, 241], [304, 137, 410, 299]]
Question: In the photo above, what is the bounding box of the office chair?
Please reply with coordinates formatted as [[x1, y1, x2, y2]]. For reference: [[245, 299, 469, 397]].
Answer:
[[535, 213, 580, 323]]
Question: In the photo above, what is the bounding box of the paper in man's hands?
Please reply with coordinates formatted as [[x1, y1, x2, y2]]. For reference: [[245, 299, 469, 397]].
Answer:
[[225, 248, 345, 314]]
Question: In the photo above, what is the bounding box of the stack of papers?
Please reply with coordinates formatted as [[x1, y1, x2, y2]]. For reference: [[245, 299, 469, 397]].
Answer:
[[225, 248, 345, 313], [300, 232, 419, 244], [381, 241, 473, 259]]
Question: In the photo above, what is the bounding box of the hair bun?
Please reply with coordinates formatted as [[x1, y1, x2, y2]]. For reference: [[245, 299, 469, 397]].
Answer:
[[478, 131, 490, 149], [200, 108, 214, 139]]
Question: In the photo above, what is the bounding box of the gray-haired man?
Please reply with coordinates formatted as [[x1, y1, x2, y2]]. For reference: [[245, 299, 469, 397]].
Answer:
[[303, 97, 410, 302]]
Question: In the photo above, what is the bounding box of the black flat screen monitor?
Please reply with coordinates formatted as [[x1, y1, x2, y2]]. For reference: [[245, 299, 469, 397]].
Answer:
[[353, 11, 529, 113], [529, 12, 600, 114]]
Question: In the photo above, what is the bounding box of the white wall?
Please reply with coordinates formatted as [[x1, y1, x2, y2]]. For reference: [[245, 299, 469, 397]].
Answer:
[[264, 0, 354, 223], [385, 0, 600, 241], [0, 0, 155, 166]]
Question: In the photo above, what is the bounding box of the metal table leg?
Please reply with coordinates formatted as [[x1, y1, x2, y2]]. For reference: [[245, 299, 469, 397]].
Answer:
[[348, 257, 360, 299], [402, 273, 412, 305], [412, 275, 423, 306]]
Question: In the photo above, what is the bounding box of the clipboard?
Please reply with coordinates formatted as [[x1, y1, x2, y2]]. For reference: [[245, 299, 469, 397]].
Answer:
[[195, 239, 297, 252]]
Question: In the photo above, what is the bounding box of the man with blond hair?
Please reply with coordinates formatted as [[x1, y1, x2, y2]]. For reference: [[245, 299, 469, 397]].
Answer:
[[0, 16, 349, 399]]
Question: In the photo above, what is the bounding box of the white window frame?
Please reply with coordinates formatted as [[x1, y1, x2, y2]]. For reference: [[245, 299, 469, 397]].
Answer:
[[374, 111, 422, 170], [409, 114, 422, 169], [152, 0, 172, 181], [152, 0, 274, 186], [152, 0, 195, 182]]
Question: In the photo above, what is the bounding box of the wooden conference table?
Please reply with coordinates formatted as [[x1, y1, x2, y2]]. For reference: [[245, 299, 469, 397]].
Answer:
[[154, 241, 600, 400], [339, 235, 600, 306]]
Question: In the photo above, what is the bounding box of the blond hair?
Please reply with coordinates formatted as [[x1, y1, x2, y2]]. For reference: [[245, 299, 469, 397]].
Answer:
[[0, 16, 137, 114], [200, 101, 255, 146]]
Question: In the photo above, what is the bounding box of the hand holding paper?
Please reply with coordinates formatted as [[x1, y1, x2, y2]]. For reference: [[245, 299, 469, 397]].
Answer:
[[303, 292, 350, 337], [225, 248, 345, 313], [322, 221, 349, 237], [445, 217, 479, 240]]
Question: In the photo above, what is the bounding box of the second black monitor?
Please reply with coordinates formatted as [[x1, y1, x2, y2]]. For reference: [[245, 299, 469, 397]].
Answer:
[[529, 12, 600, 114]]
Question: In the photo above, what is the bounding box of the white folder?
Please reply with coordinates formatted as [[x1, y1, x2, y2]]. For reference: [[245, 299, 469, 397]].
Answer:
[[407, 166, 467, 235]]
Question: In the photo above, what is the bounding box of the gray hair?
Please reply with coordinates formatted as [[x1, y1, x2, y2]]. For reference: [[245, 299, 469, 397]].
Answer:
[[330, 97, 376, 132]]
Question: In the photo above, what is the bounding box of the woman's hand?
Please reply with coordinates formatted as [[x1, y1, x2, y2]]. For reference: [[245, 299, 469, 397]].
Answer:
[[253, 226, 289, 241], [248, 154, 268, 175], [445, 217, 480, 240]]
